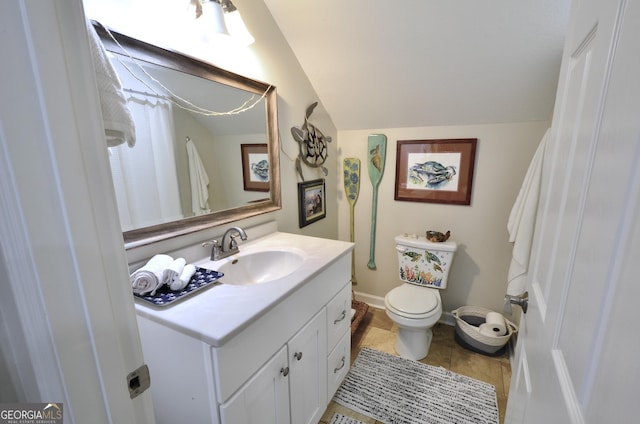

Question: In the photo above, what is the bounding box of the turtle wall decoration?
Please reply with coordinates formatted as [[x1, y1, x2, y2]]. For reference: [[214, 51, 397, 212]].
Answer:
[[291, 101, 332, 180]]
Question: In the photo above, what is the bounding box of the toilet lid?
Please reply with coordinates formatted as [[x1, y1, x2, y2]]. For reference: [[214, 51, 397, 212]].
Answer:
[[387, 284, 439, 315]]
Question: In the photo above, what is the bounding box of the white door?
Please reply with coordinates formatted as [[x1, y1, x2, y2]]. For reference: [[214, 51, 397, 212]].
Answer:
[[506, 0, 640, 422], [0, 1, 154, 422]]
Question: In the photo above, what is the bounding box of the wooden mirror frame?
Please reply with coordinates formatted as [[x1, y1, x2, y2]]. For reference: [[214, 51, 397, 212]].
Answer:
[[94, 22, 281, 249]]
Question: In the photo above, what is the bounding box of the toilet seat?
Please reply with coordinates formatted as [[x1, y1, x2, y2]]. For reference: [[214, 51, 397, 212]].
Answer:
[[386, 284, 439, 319]]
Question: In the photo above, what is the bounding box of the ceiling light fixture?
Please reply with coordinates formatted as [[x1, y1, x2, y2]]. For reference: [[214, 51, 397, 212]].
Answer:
[[194, 0, 230, 41], [220, 0, 255, 46]]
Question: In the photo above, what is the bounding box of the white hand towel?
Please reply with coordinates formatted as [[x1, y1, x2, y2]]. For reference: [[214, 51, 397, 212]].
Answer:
[[86, 20, 136, 148], [170, 264, 197, 291], [506, 129, 548, 296], [130, 254, 173, 296], [162, 258, 186, 293], [186, 139, 211, 216]]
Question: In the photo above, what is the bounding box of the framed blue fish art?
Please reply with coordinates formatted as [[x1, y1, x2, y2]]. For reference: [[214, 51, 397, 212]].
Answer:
[[241, 143, 270, 192], [394, 139, 477, 205]]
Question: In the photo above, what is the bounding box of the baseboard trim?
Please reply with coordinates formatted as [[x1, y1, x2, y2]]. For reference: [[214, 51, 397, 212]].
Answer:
[[439, 311, 456, 327], [353, 291, 385, 309], [354, 290, 455, 327]]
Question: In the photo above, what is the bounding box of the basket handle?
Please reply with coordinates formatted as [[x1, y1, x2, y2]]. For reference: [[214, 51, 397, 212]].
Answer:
[[504, 318, 518, 335], [452, 307, 519, 335]]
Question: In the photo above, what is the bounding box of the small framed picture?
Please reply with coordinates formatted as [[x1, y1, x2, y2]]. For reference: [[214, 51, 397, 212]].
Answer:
[[298, 179, 326, 227], [395, 138, 477, 205], [241, 143, 269, 191]]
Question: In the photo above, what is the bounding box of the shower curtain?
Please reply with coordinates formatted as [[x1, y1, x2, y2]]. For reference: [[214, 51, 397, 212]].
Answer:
[[109, 93, 183, 231]]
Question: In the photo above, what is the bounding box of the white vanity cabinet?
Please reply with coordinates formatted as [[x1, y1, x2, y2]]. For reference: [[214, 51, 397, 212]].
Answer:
[[221, 309, 327, 424], [135, 241, 352, 424]]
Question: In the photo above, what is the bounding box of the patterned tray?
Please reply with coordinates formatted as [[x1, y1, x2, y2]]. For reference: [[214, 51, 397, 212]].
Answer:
[[133, 267, 224, 307]]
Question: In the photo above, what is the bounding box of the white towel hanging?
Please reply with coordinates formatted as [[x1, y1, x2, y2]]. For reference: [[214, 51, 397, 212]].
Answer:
[[186, 138, 211, 215], [86, 20, 136, 147], [506, 129, 549, 296]]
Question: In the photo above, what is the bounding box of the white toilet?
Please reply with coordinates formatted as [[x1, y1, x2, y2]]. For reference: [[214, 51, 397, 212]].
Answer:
[[384, 234, 457, 360]]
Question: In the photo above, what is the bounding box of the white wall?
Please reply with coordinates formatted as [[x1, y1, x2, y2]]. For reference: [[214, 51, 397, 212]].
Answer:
[[337, 121, 549, 313]]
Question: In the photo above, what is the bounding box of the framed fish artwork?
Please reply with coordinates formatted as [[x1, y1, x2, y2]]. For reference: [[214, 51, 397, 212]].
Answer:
[[394, 139, 477, 205], [241, 143, 270, 192]]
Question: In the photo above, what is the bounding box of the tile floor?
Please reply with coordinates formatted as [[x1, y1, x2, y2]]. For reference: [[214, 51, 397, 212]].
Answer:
[[320, 307, 512, 424]]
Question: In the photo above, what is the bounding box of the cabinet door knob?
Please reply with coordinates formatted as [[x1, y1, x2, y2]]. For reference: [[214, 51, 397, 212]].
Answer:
[[294, 351, 303, 361], [334, 310, 346, 324], [280, 367, 289, 377], [333, 356, 346, 373]]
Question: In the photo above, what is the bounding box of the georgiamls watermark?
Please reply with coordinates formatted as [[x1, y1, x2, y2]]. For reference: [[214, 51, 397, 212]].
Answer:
[[0, 403, 63, 424]]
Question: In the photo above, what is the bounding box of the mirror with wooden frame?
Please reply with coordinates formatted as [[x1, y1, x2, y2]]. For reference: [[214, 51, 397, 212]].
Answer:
[[95, 22, 281, 249]]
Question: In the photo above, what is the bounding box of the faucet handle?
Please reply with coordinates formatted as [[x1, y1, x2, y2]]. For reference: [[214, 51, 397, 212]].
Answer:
[[202, 240, 222, 260], [202, 240, 219, 248], [229, 233, 243, 250]]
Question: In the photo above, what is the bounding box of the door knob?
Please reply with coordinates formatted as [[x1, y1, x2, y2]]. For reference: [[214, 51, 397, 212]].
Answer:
[[294, 352, 303, 361], [505, 291, 529, 314]]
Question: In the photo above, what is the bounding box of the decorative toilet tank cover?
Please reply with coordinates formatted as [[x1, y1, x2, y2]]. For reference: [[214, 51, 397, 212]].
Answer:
[[396, 234, 457, 289]]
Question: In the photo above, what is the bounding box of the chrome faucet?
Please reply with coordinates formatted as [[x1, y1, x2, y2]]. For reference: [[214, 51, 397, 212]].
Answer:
[[222, 226, 248, 254], [202, 227, 247, 261], [203, 227, 248, 261]]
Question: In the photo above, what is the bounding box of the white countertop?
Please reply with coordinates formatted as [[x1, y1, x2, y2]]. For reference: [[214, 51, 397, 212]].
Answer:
[[134, 232, 354, 347]]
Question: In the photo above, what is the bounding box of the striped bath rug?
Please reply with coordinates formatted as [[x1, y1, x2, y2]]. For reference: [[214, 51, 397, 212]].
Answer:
[[334, 347, 499, 424], [330, 413, 367, 424]]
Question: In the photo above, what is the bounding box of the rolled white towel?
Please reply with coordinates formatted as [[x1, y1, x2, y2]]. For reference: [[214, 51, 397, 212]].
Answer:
[[130, 254, 173, 296], [162, 258, 186, 293], [170, 264, 197, 291]]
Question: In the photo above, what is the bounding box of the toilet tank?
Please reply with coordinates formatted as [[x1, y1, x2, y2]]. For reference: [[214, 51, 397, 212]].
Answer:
[[395, 234, 457, 289]]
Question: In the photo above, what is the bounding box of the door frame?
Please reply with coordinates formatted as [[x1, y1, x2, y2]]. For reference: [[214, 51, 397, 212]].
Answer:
[[0, 1, 153, 421]]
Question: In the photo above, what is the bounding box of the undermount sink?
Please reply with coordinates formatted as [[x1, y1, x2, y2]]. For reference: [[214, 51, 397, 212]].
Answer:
[[215, 250, 305, 286]]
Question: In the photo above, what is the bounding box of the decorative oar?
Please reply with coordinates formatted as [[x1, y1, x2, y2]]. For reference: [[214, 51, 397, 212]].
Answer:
[[367, 134, 387, 270], [343, 158, 361, 284]]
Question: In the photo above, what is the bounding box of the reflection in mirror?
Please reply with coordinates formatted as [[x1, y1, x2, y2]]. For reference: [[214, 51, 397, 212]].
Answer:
[[95, 23, 280, 249]]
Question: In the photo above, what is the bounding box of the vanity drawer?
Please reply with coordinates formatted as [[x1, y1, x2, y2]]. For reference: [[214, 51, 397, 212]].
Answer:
[[326, 283, 351, 351], [327, 331, 350, 400]]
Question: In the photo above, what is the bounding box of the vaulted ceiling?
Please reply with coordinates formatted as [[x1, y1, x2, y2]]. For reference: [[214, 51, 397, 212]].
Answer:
[[263, 0, 571, 130]]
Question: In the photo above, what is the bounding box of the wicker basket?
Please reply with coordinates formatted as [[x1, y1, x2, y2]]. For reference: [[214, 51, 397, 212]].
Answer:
[[452, 306, 518, 356]]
